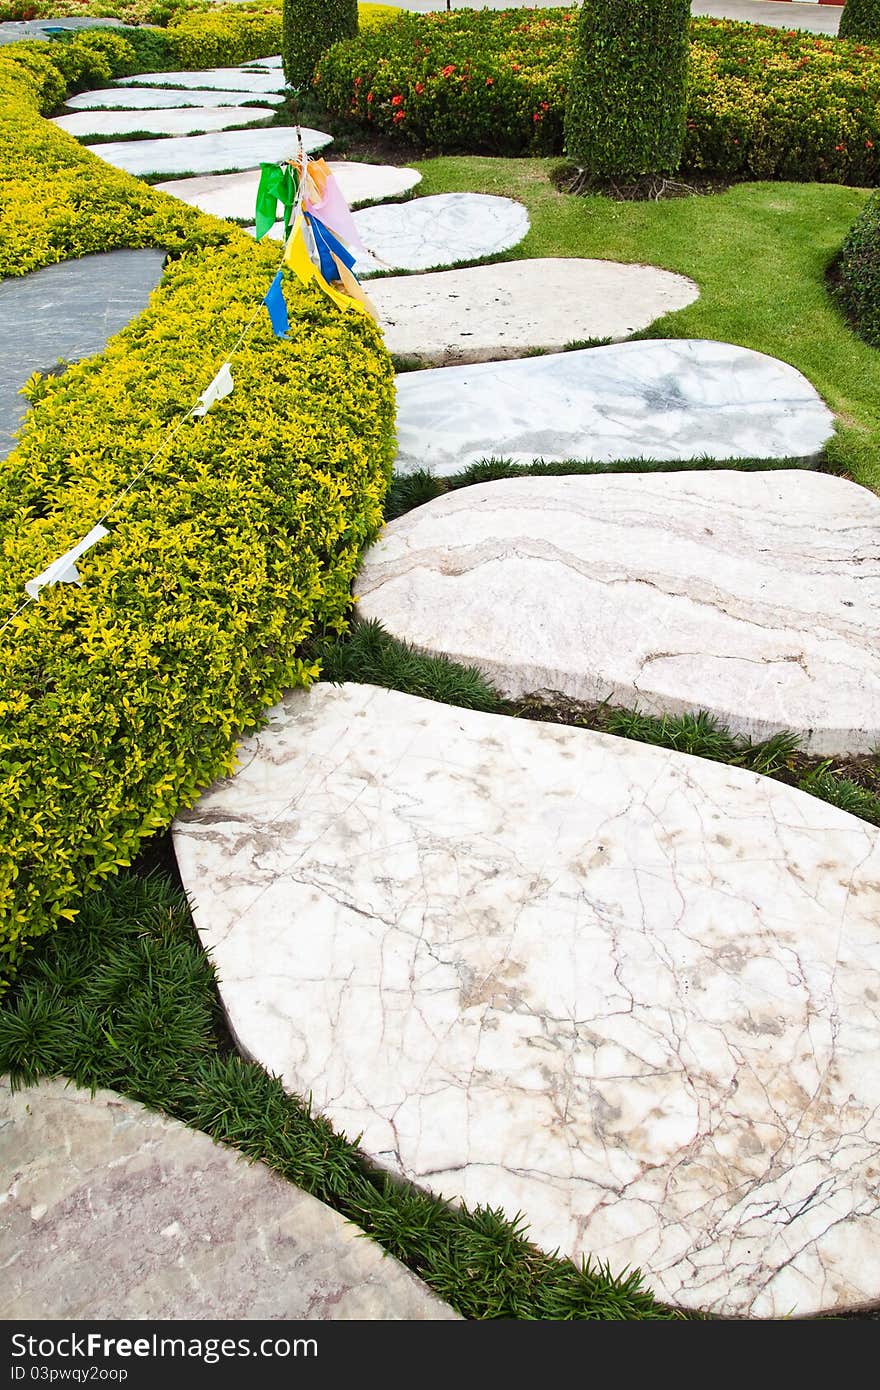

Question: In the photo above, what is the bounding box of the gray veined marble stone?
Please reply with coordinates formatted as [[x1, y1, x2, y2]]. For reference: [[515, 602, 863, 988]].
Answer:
[[370, 257, 699, 365], [0, 1078, 456, 1320], [351, 192, 530, 276], [0, 249, 165, 459], [355, 470, 880, 755], [89, 126, 332, 178], [64, 85, 285, 110], [115, 66, 287, 94], [392, 339, 834, 475], [52, 106, 275, 139], [172, 681, 880, 1319], [156, 162, 421, 222]]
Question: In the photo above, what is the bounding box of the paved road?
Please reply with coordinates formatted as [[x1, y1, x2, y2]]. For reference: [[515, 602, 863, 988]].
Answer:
[[380, 0, 843, 35]]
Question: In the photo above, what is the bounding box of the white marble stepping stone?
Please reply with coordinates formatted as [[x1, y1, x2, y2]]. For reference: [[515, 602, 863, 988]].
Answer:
[[356, 471, 880, 755], [116, 66, 286, 94], [351, 193, 530, 276], [242, 55, 283, 69], [371, 258, 698, 365], [0, 1078, 455, 1320], [156, 161, 420, 221], [52, 106, 274, 139], [89, 126, 332, 178], [173, 681, 880, 1319], [64, 85, 285, 110], [393, 339, 834, 475]]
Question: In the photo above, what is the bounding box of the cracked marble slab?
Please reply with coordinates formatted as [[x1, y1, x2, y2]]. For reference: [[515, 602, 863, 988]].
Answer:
[[392, 339, 834, 474], [370, 258, 698, 365], [173, 682, 880, 1319], [157, 161, 421, 221], [350, 192, 530, 276], [52, 105, 274, 139], [64, 85, 285, 110], [0, 1078, 455, 1320], [355, 470, 880, 755], [89, 126, 332, 178], [115, 66, 287, 94]]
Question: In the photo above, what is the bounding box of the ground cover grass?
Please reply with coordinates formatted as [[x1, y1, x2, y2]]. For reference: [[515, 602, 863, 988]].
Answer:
[[402, 157, 880, 493]]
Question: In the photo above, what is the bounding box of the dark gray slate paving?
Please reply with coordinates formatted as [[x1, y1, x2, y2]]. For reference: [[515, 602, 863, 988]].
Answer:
[[0, 249, 165, 459]]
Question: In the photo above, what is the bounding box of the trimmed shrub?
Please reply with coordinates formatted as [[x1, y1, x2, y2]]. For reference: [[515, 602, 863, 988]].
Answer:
[[315, 10, 880, 183], [835, 190, 880, 345], [839, 0, 880, 43], [564, 0, 691, 178], [282, 0, 357, 88], [0, 28, 396, 988]]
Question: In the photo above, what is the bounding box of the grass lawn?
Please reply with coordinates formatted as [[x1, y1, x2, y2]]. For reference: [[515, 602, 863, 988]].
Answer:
[[409, 158, 880, 493]]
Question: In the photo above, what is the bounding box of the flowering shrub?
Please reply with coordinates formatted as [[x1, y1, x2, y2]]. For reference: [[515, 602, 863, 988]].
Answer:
[[835, 190, 880, 344], [316, 10, 880, 183]]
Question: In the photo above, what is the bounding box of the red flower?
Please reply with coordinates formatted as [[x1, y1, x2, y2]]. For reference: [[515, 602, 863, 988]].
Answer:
[[485, 77, 494, 86], [835, 143, 846, 152], [391, 94, 403, 106], [867, 140, 875, 149], [533, 112, 542, 122], [414, 82, 425, 95], [393, 110, 406, 123], [441, 64, 455, 77], [366, 91, 374, 103], [354, 76, 362, 87]]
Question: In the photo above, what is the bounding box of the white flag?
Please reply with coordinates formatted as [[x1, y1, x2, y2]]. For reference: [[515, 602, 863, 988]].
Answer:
[[25, 524, 109, 601], [192, 361, 234, 418]]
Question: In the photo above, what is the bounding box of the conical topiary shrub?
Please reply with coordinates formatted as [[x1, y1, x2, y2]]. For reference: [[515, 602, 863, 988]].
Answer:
[[564, 0, 691, 182], [839, 0, 880, 42], [282, 0, 358, 90]]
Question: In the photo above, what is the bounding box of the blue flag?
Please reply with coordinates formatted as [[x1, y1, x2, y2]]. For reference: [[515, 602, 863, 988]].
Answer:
[[306, 212, 357, 285], [262, 270, 289, 338]]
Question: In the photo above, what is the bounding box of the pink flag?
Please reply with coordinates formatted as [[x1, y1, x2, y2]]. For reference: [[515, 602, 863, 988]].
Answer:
[[305, 169, 368, 255]]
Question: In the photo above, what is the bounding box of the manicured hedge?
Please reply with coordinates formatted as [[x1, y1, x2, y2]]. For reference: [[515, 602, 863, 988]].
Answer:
[[282, 0, 357, 88], [315, 10, 880, 184], [839, 0, 880, 43], [564, 0, 690, 178], [0, 25, 396, 987], [835, 190, 880, 345]]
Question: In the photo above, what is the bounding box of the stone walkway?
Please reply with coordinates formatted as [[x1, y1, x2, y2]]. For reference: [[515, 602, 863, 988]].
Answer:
[[26, 49, 880, 1320], [1, 1078, 455, 1320]]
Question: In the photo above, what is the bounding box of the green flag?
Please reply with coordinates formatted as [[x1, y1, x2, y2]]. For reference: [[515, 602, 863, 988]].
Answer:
[[254, 162, 298, 242]]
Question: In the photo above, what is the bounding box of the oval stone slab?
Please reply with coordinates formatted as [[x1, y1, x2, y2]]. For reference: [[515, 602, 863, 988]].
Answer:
[[89, 126, 332, 178], [115, 67, 287, 94], [173, 682, 880, 1319], [392, 339, 834, 474], [64, 86, 285, 109], [352, 192, 530, 276], [52, 106, 274, 139], [371, 258, 699, 365], [156, 162, 421, 221], [355, 471, 880, 755], [0, 1078, 455, 1320]]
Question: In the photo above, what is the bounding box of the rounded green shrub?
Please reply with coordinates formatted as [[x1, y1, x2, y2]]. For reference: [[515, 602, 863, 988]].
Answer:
[[836, 190, 880, 346], [283, 0, 357, 88], [839, 0, 880, 43], [564, 0, 691, 178]]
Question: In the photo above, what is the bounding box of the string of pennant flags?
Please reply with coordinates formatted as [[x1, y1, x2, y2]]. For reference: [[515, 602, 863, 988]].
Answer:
[[0, 142, 380, 637]]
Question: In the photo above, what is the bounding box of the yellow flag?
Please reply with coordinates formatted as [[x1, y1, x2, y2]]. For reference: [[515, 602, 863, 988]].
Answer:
[[284, 215, 370, 316], [331, 252, 378, 321]]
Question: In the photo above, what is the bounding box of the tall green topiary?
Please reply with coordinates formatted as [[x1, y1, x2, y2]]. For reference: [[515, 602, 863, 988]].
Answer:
[[564, 0, 691, 180], [282, 0, 357, 89], [839, 0, 880, 43], [835, 190, 880, 346]]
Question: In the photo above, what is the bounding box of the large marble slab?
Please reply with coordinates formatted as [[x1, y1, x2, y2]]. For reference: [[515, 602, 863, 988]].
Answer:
[[52, 106, 274, 139], [371, 258, 698, 365], [355, 471, 880, 755], [392, 340, 834, 475], [65, 85, 285, 110], [156, 161, 421, 221], [116, 66, 287, 94], [89, 126, 332, 178], [0, 1078, 455, 1320], [0, 249, 165, 459], [173, 682, 880, 1319], [351, 193, 530, 276]]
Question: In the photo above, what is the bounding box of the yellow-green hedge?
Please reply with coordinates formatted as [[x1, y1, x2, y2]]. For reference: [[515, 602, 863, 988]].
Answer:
[[0, 24, 396, 987]]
